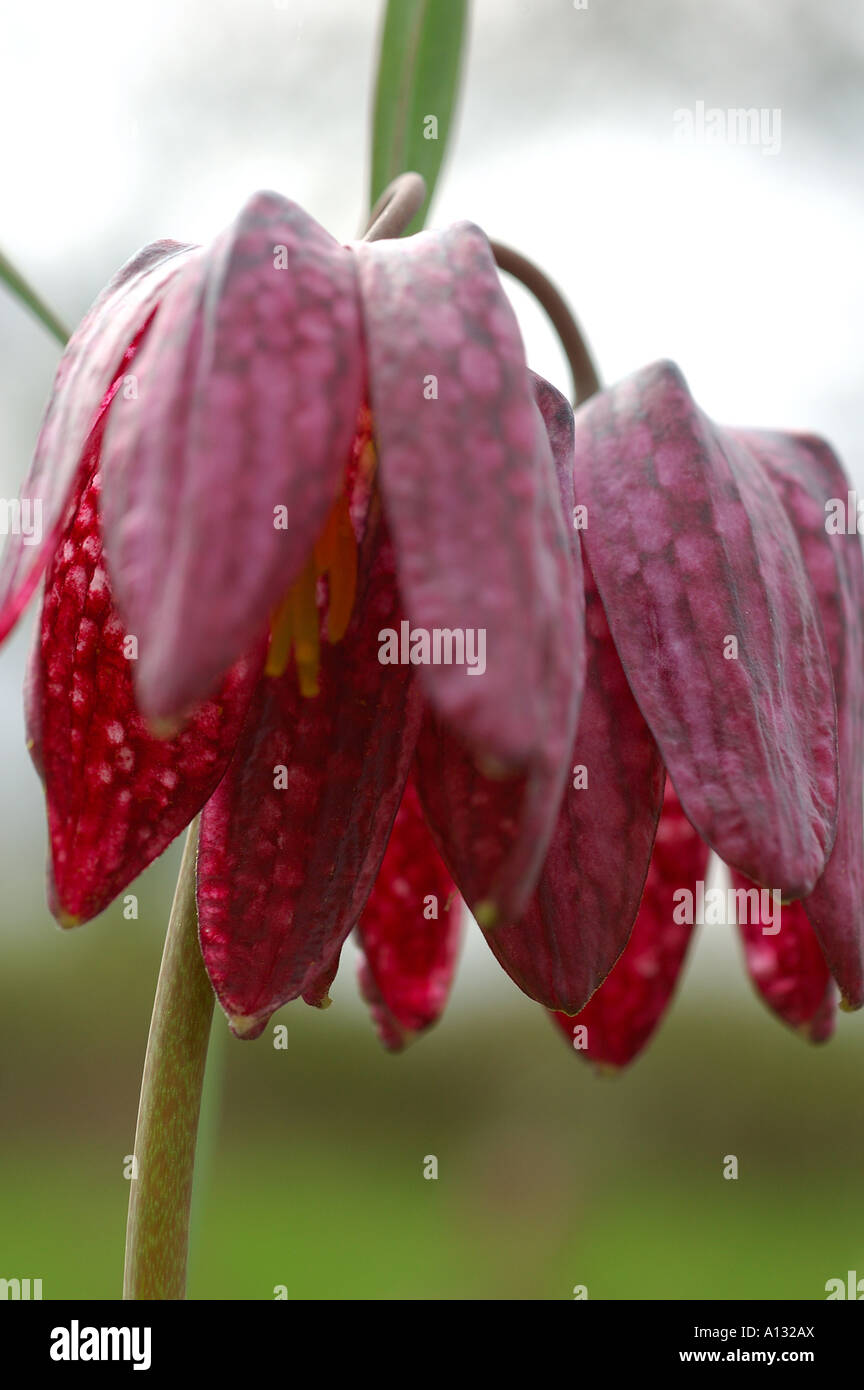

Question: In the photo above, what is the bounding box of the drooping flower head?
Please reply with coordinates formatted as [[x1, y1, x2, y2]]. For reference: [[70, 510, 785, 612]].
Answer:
[[0, 191, 584, 1039], [2, 191, 860, 1067], [543, 362, 863, 1067]]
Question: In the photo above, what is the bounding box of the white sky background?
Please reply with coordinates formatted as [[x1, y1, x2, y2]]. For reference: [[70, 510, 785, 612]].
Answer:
[[0, 0, 862, 1009]]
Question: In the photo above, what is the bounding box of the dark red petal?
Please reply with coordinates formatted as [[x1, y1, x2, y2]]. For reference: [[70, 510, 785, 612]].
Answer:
[[28, 418, 262, 926], [732, 871, 836, 1042], [575, 361, 838, 899], [0, 241, 197, 645], [551, 779, 708, 1069], [412, 375, 585, 925], [355, 227, 583, 774], [101, 192, 364, 723], [733, 429, 864, 1008], [484, 551, 665, 1012], [197, 512, 422, 1039], [356, 773, 461, 1051]]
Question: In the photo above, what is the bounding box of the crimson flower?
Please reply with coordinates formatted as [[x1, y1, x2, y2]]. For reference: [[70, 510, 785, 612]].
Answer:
[[2, 194, 858, 1069], [0, 191, 583, 1041], [543, 362, 863, 1068]]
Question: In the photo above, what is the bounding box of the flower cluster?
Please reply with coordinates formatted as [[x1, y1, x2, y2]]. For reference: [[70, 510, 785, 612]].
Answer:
[[1, 190, 860, 1066]]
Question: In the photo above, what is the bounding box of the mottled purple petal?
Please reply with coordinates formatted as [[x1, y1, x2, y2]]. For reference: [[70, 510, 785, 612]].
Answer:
[[26, 413, 262, 926], [413, 375, 585, 925], [575, 361, 838, 899], [197, 513, 422, 1039], [356, 774, 461, 1051], [0, 241, 196, 644], [101, 191, 364, 722], [732, 870, 836, 1042], [355, 224, 582, 773], [734, 428, 864, 1007], [484, 553, 665, 1011], [551, 780, 708, 1068]]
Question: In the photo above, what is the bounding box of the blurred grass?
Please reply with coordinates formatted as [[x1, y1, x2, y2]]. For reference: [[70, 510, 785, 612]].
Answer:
[[2, 878, 863, 1299], [4, 1145, 863, 1300]]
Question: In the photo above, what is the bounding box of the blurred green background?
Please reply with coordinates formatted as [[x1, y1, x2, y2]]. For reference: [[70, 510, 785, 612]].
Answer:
[[2, 843, 862, 1301]]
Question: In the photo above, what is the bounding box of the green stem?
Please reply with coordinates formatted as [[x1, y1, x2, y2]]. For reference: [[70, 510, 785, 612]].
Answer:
[[0, 247, 70, 345], [123, 819, 215, 1300]]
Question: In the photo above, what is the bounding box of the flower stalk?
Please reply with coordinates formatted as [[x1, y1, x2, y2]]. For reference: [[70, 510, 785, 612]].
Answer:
[[123, 818, 214, 1300]]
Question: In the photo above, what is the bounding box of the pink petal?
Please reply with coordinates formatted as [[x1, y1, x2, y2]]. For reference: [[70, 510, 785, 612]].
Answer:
[[485, 552, 665, 1012], [732, 871, 836, 1042], [412, 374, 585, 924], [551, 779, 709, 1068], [356, 774, 462, 1050], [354, 224, 583, 772], [575, 361, 838, 899], [101, 191, 365, 722], [27, 412, 262, 926], [0, 241, 196, 644], [734, 429, 864, 1008], [197, 514, 422, 1039]]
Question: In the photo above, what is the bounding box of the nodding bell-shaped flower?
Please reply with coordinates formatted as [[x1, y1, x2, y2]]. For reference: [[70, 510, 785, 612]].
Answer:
[[540, 362, 862, 1068], [0, 190, 585, 1041]]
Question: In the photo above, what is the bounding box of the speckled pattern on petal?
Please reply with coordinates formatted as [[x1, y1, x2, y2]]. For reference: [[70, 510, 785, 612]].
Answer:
[[734, 428, 864, 1008], [575, 361, 838, 899], [356, 773, 461, 1050], [355, 225, 582, 775], [412, 375, 585, 925], [0, 240, 196, 646], [551, 779, 708, 1069], [732, 870, 836, 1042], [27, 411, 262, 926], [197, 508, 422, 1039], [486, 552, 665, 1013], [102, 191, 364, 722]]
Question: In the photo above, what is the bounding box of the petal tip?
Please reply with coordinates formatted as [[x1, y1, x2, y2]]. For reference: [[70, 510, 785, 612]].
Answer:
[[227, 1011, 269, 1040], [592, 1061, 622, 1079]]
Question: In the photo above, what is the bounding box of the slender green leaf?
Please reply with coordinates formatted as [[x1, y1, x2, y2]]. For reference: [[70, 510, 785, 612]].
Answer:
[[370, 0, 469, 234], [0, 247, 69, 345]]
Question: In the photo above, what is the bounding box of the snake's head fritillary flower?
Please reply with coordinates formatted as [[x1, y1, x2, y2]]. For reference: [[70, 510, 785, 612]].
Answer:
[[536, 362, 861, 1068], [0, 191, 585, 1040]]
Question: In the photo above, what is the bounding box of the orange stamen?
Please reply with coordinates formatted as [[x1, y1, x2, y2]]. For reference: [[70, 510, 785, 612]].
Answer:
[[265, 470, 366, 696]]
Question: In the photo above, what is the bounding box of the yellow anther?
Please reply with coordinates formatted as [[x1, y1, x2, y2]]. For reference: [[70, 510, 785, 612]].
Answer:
[[266, 487, 360, 697], [265, 590, 295, 680], [313, 492, 357, 642], [357, 437, 377, 485], [265, 555, 320, 695]]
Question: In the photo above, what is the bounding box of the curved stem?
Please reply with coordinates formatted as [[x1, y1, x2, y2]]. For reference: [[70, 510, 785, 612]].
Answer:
[[489, 240, 601, 406], [363, 171, 427, 241], [123, 819, 214, 1300]]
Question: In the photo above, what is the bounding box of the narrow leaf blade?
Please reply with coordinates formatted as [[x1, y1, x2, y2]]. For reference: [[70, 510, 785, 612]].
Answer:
[[0, 246, 69, 345], [370, 0, 469, 232]]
